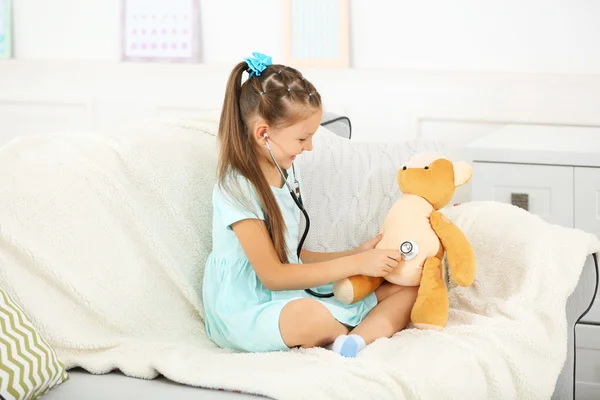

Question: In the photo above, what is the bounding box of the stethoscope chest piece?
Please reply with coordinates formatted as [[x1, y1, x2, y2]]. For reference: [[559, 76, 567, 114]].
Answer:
[[400, 240, 419, 260]]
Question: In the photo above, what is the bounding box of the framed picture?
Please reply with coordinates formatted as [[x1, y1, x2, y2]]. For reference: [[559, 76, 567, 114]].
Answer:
[[121, 0, 201, 62], [0, 0, 12, 59], [284, 0, 350, 68]]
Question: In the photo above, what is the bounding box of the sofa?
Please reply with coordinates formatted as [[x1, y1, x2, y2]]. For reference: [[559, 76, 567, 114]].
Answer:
[[1, 113, 598, 400], [42, 256, 600, 400]]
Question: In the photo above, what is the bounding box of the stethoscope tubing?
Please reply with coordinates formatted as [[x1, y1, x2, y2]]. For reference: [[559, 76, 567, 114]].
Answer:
[[264, 137, 334, 298]]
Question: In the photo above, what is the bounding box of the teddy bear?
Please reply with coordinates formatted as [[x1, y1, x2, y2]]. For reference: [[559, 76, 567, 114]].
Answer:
[[333, 153, 477, 330]]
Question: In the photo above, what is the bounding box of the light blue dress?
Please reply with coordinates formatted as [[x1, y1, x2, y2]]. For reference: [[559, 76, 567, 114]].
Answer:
[[202, 166, 377, 352]]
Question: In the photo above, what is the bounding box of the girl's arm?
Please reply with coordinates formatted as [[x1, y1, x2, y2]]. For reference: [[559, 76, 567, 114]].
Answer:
[[300, 249, 355, 264], [232, 219, 396, 291], [232, 219, 361, 290], [300, 232, 384, 263]]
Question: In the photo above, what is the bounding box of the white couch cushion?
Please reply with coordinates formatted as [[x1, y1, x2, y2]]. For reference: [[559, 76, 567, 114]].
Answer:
[[0, 119, 218, 353]]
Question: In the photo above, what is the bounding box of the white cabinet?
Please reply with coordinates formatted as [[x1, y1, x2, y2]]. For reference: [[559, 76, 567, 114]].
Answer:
[[470, 162, 574, 228], [465, 124, 600, 399]]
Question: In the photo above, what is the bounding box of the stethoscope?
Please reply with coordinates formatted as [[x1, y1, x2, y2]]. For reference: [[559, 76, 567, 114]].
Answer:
[[263, 133, 421, 298], [263, 133, 333, 298]]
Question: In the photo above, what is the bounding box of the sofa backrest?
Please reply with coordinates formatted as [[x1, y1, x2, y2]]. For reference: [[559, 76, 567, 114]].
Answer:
[[297, 126, 450, 252]]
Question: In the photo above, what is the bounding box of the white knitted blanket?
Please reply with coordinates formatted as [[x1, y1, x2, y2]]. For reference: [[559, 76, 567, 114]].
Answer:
[[0, 121, 598, 400]]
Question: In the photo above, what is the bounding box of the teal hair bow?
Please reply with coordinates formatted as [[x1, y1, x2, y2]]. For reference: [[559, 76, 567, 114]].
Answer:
[[244, 52, 272, 77]]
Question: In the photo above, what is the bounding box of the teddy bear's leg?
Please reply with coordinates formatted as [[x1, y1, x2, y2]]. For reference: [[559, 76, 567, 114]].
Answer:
[[333, 275, 384, 305], [411, 257, 448, 330]]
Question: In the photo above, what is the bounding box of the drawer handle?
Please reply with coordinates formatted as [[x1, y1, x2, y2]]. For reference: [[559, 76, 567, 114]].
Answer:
[[511, 193, 529, 211]]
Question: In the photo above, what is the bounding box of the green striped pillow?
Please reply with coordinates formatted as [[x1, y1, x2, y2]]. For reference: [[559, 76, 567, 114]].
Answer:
[[0, 287, 69, 400]]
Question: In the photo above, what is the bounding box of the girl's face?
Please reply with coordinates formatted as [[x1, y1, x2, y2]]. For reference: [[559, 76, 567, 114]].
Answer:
[[257, 108, 322, 171]]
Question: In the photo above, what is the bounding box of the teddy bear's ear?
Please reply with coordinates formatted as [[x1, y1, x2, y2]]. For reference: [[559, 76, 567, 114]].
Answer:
[[453, 161, 472, 187]]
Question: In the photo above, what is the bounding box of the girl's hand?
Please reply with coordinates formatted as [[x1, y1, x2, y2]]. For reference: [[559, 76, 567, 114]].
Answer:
[[354, 233, 384, 254], [351, 249, 401, 277]]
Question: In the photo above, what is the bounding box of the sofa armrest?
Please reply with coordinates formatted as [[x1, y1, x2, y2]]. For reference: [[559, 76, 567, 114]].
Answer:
[[553, 253, 599, 399], [320, 112, 352, 139]]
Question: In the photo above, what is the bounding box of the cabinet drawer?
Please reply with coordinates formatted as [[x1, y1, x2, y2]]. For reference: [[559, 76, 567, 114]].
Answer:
[[470, 162, 574, 227], [576, 324, 600, 399]]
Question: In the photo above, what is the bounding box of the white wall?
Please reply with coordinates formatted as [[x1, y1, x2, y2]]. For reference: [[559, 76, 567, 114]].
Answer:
[[11, 0, 600, 74], [351, 0, 600, 74], [3, 1, 600, 147], [2, 59, 600, 144]]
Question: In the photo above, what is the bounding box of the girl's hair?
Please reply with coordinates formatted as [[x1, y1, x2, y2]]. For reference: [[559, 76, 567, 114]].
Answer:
[[218, 61, 322, 264]]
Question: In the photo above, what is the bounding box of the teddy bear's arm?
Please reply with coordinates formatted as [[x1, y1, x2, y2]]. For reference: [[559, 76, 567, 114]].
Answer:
[[430, 211, 476, 287], [333, 275, 385, 304]]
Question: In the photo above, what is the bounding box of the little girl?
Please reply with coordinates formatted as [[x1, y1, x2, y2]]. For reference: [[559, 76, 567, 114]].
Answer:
[[203, 52, 418, 357]]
